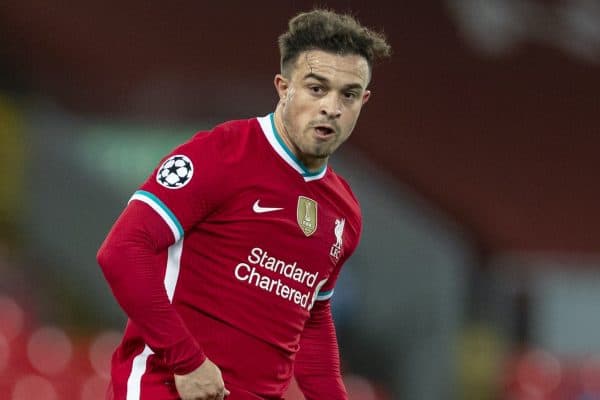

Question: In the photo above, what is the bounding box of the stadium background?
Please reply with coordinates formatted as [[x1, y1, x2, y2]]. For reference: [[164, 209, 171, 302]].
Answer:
[[0, 1, 599, 399]]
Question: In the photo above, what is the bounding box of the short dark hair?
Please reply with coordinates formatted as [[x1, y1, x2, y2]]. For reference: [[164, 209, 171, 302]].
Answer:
[[278, 9, 391, 77]]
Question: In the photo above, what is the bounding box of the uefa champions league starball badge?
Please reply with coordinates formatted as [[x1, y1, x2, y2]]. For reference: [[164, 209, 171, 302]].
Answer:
[[156, 155, 194, 189]]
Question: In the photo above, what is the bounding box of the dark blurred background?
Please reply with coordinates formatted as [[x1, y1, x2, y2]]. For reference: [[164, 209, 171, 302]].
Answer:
[[0, 1, 599, 399]]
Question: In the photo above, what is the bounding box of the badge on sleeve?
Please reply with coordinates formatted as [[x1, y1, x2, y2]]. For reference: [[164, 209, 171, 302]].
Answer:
[[156, 155, 194, 189]]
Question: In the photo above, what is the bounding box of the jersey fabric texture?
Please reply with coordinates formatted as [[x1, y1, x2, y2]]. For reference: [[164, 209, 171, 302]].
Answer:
[[97, 114, 362, 399]]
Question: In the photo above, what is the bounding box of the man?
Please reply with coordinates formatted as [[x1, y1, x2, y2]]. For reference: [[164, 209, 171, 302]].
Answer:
[[97, 9, 391, 400]]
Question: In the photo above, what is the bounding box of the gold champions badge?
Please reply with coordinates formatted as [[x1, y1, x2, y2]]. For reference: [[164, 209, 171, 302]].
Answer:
[[297, 196, 318, 236]]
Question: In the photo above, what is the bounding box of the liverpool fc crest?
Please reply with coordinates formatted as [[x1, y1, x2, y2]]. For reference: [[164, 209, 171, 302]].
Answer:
[[329, 218, 345, 263]]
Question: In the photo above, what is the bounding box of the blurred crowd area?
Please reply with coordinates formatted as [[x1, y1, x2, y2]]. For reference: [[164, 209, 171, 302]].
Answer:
[[0, 293, 119, 400], [1, 1, 600, 399]]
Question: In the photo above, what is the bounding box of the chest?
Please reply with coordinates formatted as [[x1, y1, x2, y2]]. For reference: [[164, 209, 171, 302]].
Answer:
[[199, 177, 356, 275]]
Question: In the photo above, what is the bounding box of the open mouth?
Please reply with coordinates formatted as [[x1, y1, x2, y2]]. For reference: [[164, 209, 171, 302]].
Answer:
[[314, 126, 335, 137]]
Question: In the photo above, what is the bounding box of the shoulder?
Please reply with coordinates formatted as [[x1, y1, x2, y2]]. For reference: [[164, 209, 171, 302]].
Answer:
[[182, 117, 262, 160], [327, 168, 361, 212], [212, 117, 256, 135], [189, 117, 258, 146], [324, 168, 362, 238]]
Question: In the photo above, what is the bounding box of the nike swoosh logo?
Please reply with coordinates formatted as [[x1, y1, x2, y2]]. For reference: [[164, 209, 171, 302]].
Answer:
[[253, 200, 284, 213]]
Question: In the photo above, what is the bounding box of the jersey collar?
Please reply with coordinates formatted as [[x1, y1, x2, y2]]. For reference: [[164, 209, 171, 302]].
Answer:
[[257, 113, 327, 182]]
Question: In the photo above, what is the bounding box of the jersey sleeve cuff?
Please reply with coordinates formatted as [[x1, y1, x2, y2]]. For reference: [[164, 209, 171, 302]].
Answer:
[[164, 335, 207, 375]]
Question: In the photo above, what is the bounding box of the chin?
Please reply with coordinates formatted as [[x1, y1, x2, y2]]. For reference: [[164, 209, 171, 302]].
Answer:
[[312, 150, 332, 159]]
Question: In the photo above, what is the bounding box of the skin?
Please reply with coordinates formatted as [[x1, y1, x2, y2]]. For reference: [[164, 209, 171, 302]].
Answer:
[[273, 50, 372, 172], [174, 358, 230, 399], [173, 49, 373, 400]]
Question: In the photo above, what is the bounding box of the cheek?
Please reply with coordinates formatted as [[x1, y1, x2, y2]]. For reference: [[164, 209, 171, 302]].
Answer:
[[286, 87, 296, 103], [284, 95, 308, 121], [341, 111, 361, 133], [347, 106, 363, 123]]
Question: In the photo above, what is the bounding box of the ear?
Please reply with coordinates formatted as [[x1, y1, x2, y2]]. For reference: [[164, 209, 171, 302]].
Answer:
[[362, 90, 371, 105], [274, 74, 289, 102]]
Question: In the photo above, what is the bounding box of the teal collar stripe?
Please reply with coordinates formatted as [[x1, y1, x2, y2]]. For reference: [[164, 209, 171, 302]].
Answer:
[[316, 289, 334, 300], [269, 113, 327, 178], [134, 190, 184, 238]]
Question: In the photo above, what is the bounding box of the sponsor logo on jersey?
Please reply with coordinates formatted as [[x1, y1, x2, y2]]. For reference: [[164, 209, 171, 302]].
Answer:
[[252, 200, 284, 213], [156, 155, 193, 189], [329, 218, 345, 264], [233, 247, 321, 309], [297, 196, 317, 236]]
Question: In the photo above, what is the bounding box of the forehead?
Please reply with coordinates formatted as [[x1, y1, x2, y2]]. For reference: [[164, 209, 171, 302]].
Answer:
[[291, 50, 370, 87]]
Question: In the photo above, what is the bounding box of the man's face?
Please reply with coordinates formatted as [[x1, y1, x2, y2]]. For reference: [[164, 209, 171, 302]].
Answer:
[[274, 50, 371, 170]]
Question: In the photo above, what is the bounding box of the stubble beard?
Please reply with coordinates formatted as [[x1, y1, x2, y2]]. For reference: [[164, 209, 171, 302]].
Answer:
[[281, 111, 338, 166], [300, 125, 339, 160]]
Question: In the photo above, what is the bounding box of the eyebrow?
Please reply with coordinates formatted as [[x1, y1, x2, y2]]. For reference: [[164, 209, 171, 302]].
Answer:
[[303, 72, 364, 91]]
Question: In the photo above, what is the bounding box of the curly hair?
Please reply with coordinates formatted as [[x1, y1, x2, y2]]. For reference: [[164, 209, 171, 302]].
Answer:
[[278, 9, 391, 76]]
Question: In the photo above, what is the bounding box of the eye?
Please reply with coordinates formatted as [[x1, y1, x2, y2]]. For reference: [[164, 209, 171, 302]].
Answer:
[[309, 85, 324, 94], [344, 91, 359, 100]]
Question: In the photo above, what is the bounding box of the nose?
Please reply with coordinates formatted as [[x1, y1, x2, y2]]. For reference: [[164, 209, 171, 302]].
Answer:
[[319, 93, 342, 119]]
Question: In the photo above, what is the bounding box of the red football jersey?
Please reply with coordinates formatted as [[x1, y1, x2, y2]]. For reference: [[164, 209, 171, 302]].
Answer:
[[102, 114, 361, 399]]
